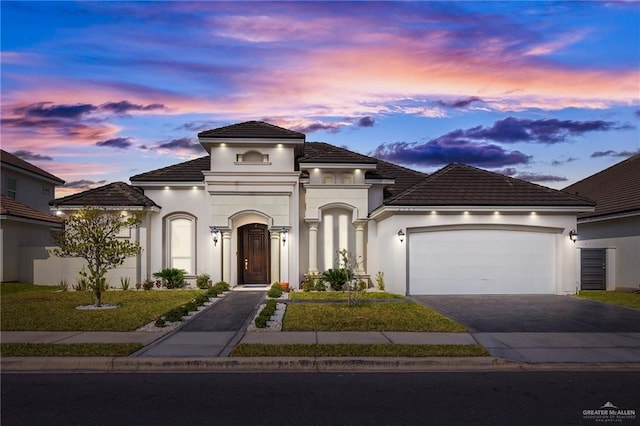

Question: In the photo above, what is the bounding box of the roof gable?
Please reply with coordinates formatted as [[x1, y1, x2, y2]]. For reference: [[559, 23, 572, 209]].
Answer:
[[1, 150, 64, 184], [1, 194, 61, 224], [198, 121, 305, 139], [51, 182, 159, 209], [563, 154, 640, 218], [386, 163, 595, 207]]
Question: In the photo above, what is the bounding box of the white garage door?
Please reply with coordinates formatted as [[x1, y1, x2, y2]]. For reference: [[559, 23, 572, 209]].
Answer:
[[409, 229, 555, 295]]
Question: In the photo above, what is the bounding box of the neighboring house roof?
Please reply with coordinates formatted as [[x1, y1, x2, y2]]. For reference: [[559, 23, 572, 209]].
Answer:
[[198, 121, 305, 139], [50, 182, 159, 209], [385, 163, 595, 207], [0, 194, 62, 225], [563, 154, 640, 219], [300, 142, 377, 164], [130, 156, 210, 182], [0, 149, 65, 185]]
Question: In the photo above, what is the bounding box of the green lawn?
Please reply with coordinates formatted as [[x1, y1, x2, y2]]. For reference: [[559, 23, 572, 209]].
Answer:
[[283, 302, 467, 332], [576, 290, 640, 309], [1, 283, 205, 331], [232, 343, 488, 357], [289, 291, 403, 300], [1, 343, 142, 357]]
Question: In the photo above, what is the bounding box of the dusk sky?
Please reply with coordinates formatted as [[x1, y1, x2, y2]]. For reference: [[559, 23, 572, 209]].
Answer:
[[2, 1, 639, 198]]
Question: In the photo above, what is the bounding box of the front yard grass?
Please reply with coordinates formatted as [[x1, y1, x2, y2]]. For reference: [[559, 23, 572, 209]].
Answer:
[[283, 302, 467, 332], [576, 290, 640, 309], [1, 283, 204, 331], [289, 291, 403, 300], [232, 343, 488, 357], [0, 343, 142, 357]]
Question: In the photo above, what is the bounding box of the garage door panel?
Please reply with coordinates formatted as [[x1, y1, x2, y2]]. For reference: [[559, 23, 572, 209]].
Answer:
[[409, 230, 555, 295]]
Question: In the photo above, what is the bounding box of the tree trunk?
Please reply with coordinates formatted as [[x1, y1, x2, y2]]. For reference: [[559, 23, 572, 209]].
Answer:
[[94, 293, 101, 307]]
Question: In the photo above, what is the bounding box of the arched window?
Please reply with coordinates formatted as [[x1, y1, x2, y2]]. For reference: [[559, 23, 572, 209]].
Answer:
[[165, 214, 196, 274]]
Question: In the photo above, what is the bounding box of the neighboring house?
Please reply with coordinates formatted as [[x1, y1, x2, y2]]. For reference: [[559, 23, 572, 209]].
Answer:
[[563, 154, 640, 291], [49, 121, 594, 295], [1, 150, 65, 282]]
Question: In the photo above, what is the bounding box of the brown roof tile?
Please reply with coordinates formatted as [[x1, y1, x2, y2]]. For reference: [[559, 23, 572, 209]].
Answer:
[[198, 121, 305, 139], [563, 154, 640, 219], [51, 182, 159, 208], [300, 142, 377, 164], [386, 163, 595, 207], [1, 194, 62, 224], [130, 156, 210, 182], [1, 150, 64, 184]]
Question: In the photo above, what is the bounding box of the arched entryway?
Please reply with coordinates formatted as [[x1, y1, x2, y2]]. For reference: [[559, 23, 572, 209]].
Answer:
[[237, 223, 270, 284]]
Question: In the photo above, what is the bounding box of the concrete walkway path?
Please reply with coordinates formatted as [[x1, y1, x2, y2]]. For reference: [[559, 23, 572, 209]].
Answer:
[[133, 290, 265, 357]]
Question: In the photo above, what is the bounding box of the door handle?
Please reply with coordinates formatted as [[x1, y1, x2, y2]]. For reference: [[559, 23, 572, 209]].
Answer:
[[244, 259, 248, 270]]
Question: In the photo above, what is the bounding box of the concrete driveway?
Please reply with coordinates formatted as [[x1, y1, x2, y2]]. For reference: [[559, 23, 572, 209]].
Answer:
[[412, 295, 640, 363]]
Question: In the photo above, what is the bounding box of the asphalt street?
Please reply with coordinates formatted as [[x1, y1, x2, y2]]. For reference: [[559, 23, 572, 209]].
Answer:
[[2, 371, 639, 425]]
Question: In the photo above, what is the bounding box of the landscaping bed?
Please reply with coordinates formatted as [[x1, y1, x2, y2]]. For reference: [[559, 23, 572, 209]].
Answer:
[[289, 291, 403, 300]]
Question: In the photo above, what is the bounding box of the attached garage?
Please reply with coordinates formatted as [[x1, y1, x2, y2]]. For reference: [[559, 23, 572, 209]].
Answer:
[[408, 227, 556, 295]]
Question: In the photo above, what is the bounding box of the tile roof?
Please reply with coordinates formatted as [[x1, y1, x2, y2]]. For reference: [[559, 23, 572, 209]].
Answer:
[[374, 158, 428, 200], [563, 154, 640, 219], [50, 182, 159, 208], [130, 156, 210, 182], [198, 121, 305, 139], [1, 150, 65, 184], [0, 194, 62, 224], [299, 142, 377, 164], [385, 163, 595, 207]]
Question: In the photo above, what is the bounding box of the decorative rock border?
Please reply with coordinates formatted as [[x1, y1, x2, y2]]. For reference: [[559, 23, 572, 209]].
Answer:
[[247, 302, 287, 332]]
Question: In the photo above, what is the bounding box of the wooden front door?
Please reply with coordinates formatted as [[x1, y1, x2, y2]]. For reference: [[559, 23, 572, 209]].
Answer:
[[238, 224, 270, 284]]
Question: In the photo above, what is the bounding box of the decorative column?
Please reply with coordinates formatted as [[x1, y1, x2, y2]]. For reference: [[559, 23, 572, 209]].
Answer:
[[222, 231, 232, 284], [354, 221, 366, 273], [307, 221, 319, 274], [270, 230, 280, 284]]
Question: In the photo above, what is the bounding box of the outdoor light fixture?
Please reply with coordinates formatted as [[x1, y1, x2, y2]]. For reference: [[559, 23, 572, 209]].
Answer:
[[281, 228, 288, 246], [209, 226, 219, 246], [569, 229, 578, 243], [397, 229, 405, 243]]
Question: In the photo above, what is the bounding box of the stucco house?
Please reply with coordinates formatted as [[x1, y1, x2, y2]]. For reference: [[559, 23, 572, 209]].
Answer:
[[564, 154, 640, 291], [1, 150, 65, 282], [48, 121, 595, 295]]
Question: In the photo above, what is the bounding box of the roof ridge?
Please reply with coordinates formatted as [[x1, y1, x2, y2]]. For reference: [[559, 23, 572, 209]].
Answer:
[[564, 153, 640, 192]]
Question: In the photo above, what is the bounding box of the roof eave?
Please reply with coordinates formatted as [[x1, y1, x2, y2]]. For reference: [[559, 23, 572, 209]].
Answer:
[[300, 162, 377, 170], [370, 204, 596, 220]]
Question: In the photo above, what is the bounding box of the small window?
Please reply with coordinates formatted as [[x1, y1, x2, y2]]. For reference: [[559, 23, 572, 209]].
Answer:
[[42, 185, 51, 195], [7, 178, 17, 200]]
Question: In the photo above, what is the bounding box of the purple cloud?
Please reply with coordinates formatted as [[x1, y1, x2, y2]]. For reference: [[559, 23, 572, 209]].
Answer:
[[493, 167, 567, 183], [357, 116, 375, 127], [176, 121, 215, 131], [96, 137, 133, 149], [64, 179, 107, 189], [290, 121, 343, 134], [591, 149, 640, 158], [551, 157, 578, 166], [372, 139, 530, 168], [437, 97, 483, 109], [15, 102, 96, 119], [11, 150, 53, 161], [157, 137, 204, 153], [100, 101, 166, 114]]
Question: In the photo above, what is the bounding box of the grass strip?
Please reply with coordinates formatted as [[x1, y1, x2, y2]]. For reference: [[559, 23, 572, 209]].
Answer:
[[1, 283, 205, 331], [289, 291, 403, 300], [576, 291, 640, 309], [284, 302, 466, 332], [231, 343, 488, 357], [0, 343, 143, 357]]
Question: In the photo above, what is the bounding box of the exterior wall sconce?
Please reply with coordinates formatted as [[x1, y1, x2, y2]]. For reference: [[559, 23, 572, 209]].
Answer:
[[569, 229, 578, 243], [209, 226, 219, 246], [281, 228, 288, 246], [397, 229, 405, 243]]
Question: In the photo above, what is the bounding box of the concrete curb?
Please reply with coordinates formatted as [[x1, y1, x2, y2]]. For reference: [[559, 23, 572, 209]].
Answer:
[[3, 357, 640, 372]]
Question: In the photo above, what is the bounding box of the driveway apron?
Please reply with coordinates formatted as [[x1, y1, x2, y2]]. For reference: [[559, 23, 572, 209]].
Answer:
[[135, 291, 265, 357], [412, 295, 640, 363]]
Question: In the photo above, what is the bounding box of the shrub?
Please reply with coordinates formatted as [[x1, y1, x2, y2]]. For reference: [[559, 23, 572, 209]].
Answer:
[[153, 268, 186, 289], [73, 276, 89, 292], [267, 282, 283, 298], [164, 308, 183, 323], [120, 277, 131, 291], [206, 287, 219, 298], [154, 318, 166, 328], [196, 274, 211, 290], [135, 281, 142, 290], [322, 268, 350, 291], [57, 280, 69, 292], [142, 279, 154, 291], [255, 300, 277, 328], [375, 271, 385, 291], [212, 281, 230, 293]]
